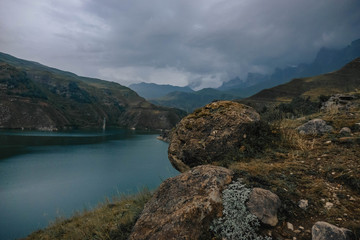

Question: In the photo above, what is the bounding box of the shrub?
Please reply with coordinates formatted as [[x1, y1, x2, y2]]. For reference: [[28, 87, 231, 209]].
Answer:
[[210, 180, 271, 240]]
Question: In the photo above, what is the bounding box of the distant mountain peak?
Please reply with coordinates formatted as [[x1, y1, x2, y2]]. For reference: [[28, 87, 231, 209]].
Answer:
[[129, 82, 194, 99]]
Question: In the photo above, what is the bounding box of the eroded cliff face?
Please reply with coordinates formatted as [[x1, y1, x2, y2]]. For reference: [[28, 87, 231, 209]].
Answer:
[[0, 60, 185, 130], [168, 101, 260, 172]]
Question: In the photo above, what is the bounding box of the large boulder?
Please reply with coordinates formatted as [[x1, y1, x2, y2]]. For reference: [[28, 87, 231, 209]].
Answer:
[[297, 119, 333, 135], [321, 94, 357, 112], [129, 165, 233, 240], [246, 188, 281, 226], [312, 221, 355, 240], [168, 101, 260, 172]]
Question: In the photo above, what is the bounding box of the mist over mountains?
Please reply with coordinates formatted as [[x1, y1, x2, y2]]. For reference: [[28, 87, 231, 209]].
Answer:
[[130, 38, 360, 112]]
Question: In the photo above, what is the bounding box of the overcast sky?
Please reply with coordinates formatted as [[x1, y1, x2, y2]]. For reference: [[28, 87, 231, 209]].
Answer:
[[1, 0, 359, 89]]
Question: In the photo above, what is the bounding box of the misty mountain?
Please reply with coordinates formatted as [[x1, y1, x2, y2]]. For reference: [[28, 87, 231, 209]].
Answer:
[[129, 82, 194, 99], [246, 57, 360, 103], [221, 38, 360, 97]]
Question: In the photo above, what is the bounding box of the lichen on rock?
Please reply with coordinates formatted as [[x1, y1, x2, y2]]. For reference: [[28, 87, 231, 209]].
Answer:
[[168, 101, 261, 172], [297, 118, 333, 135], [129, 165, 233, 240]]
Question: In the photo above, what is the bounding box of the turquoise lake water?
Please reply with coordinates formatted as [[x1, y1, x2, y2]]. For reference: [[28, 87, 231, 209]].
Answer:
[[0, 129, 178, 240]]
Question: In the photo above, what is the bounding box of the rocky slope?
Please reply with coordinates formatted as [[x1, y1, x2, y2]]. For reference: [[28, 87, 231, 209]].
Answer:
[[164, 99, 359, 239], [0, 53, 186, 130]]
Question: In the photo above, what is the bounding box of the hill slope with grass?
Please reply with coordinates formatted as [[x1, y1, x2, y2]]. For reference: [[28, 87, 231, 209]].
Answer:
[[0, 53, 186, 130], [129, 82, 194, 99], [150, 88, 239, 113], [246, 57, 360, 103]]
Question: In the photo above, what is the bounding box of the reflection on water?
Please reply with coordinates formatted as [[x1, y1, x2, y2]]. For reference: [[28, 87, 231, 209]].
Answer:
[[0, 129, 178, 240]]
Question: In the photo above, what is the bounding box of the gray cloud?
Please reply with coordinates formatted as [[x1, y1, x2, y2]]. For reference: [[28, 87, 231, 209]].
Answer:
[[1, 0, 359, 89]]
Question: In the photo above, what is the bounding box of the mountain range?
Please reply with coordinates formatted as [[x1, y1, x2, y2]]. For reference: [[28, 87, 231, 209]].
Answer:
[[130, 38, 360, 112], [129, 82, 193, 99], [246, 57, 360, 103], [0, 52, 186, 130], [221, 38, 360, 97]]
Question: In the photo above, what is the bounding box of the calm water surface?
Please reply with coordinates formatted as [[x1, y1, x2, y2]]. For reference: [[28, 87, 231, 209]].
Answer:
[[0, 129, 178, 240]]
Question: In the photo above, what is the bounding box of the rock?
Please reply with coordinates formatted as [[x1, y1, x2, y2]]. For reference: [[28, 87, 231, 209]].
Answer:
[[298, 199, 308, 210], [325, 202, 334, 209], [168, 101, 260, 172], [246, 188, 281, 226], [157, 130, 172, 143], [321, 94, 357, 112], [339, 127, 352, 136], [312, 221, 355, 240], [297, 119, 333, 135], [287, 222, 294, 231], [129, 165, 233, 240]]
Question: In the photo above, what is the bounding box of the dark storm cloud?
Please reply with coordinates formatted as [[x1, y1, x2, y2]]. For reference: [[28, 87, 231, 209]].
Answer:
[[1, 0, 360, 89]]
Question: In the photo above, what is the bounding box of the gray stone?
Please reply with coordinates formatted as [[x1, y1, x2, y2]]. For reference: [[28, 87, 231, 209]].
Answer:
[[298, 199, 308, 210], [129, 165, 233, 240], [246, 188, 281, 226], [312, 221, 355, 240], [287, 222, 294, 231], [321, 94, 357, 112], [339, 127, 352, 136], [297, 119, 333, 135]]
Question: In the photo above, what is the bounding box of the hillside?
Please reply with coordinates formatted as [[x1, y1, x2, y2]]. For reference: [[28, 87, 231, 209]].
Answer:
[[246, 57, 360, 103], [150, 88, 239, 112], [129, 82, 194, 99], [0, 53, 186, 130]]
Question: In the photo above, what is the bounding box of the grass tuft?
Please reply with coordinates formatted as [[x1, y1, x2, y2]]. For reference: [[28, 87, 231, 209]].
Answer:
[[25, 188, 152, 240]]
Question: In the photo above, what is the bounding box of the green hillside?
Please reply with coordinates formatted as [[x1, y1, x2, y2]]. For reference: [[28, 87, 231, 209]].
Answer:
[[150, 88, 239, 113], [129, 82, 194, 99], [0, 53, 186, 130]]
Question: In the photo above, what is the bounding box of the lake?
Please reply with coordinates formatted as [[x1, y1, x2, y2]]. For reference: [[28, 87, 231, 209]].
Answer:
[[0, 129, 178, 240]]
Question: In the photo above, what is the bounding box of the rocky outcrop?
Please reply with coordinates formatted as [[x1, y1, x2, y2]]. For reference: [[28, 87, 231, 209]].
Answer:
[[129, 165, 233, 240], [246, 188, 281, 226], [312, 221, 355, 240], [321, 94, 358, 112], [297, 119, 333, 135], [168, 101, 260, 172]]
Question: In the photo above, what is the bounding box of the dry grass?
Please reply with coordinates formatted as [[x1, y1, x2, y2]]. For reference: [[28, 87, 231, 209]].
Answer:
[[24, 189, 152, 240], [228, 112, 360, 240]]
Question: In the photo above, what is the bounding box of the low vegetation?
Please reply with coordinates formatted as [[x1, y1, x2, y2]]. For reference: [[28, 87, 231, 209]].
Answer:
[[211, 180, 271, 240], [25, 189, 152, 240]]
